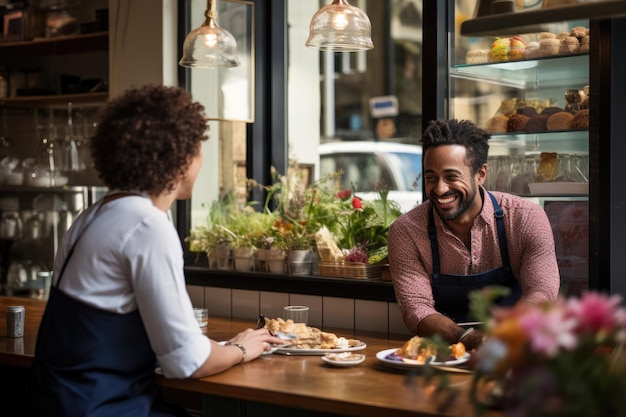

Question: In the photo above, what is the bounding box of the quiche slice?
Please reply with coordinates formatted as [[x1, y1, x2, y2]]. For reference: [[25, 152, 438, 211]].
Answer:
[[264, 317, 360, 349]]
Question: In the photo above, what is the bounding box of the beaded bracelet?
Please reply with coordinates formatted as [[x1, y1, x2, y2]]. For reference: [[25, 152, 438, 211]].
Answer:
[[225, 341, 247, 363]]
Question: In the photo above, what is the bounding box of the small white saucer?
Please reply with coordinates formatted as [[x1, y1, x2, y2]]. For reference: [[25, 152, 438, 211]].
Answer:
[[321, 352, 366, 367]]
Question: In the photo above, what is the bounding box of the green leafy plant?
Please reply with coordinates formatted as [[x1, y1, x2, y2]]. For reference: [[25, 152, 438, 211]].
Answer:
[[187, 192, 236, 254]]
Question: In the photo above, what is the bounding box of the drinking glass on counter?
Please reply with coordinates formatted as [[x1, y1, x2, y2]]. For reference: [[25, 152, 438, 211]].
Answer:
[[487, 155, 512, 192], [554, 154, 588, 183], [193, 308, 208, 327], [283, 305, 309, 324]]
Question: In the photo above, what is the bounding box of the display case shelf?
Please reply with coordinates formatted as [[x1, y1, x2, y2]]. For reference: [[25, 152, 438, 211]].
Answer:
[[451, 54, 589, 89], [460, 1, 626, 37]]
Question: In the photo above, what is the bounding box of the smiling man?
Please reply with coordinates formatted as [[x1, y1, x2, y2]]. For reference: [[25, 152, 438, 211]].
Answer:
[[388, 119, 560, 351]]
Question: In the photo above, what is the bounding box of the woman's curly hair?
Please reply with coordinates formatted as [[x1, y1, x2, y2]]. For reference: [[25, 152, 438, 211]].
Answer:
[[90, 84, 208, 195], [421, 119, 490, 174]]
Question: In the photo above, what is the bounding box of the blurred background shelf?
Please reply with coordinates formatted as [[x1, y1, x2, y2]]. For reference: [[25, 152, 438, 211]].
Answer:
[[0, 32, 108, 55], [0, 92, 108, 108]]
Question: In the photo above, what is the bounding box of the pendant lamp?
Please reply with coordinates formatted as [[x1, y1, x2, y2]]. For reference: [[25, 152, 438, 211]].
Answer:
[[306, 0, 374, 52], [179, 0, 240, 68]]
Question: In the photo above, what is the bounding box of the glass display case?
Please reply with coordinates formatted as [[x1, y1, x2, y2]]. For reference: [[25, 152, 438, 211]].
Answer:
[[425, 0, 594, 296]]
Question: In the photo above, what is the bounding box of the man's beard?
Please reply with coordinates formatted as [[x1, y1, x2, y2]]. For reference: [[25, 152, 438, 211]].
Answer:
[[434, 178, 479, 221]]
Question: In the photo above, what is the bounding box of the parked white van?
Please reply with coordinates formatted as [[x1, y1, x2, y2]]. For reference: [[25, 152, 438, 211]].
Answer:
[[319, 141, 423, 213]]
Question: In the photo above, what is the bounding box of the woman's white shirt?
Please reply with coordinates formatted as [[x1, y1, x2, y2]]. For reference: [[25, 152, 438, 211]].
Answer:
[[52, 195, 210, 378]]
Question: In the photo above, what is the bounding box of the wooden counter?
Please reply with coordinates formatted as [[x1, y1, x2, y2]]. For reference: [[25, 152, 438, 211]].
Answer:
[[157, 326, 488, 417], [0, 296, 501, 417]]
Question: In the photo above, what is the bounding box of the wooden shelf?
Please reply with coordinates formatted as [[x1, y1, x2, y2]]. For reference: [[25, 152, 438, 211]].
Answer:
[[0, 32, 108, 55], [0, 92, 108, 108]]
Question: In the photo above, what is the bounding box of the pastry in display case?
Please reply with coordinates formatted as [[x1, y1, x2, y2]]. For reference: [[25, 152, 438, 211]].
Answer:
[[449, 12, 590, 200]]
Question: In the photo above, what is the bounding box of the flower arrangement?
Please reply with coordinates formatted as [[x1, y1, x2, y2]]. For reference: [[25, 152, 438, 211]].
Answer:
[[188, 161, 404, 272], [470, 288, 626, 417], [325, 186, 401, 264]]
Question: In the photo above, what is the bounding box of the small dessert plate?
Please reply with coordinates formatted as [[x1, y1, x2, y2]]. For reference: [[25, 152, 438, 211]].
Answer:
[[321, 352, 366, 367]]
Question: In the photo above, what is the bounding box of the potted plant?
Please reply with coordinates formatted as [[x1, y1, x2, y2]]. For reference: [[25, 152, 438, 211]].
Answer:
[[260, 163, 318, 275], [269, 219, 314, 275], [187, 195, 236, 269]]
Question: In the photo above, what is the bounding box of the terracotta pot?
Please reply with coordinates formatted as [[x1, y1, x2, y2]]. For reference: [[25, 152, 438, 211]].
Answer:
[[266, 249, 287, 274], [232, 247, 255, 272], [213, 242, 232, 270]]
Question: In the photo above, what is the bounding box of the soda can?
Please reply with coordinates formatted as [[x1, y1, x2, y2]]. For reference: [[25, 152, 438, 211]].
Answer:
[[7, 305, 25, 337]]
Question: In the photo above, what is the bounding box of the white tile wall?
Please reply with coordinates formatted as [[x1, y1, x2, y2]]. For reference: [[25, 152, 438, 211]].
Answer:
[[355, 299, 388, 332], [323, 297, 354, 329], [231, 289, 259, 320], [188, 285, 412, 337], [259, 291, 290, 321], [289, 294, 323, 327]]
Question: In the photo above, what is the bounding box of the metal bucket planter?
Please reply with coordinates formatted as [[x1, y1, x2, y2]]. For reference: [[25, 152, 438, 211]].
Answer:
[[287, 249, 312, 276]]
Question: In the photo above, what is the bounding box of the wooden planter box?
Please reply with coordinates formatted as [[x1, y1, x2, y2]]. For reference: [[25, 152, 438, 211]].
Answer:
[[318, 261, 383, 280]]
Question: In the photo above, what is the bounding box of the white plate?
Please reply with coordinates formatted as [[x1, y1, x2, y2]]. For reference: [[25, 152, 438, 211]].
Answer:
[[321, 352, 366, 367], [376, 348, 470, 370], [274, 341, 367, 356]]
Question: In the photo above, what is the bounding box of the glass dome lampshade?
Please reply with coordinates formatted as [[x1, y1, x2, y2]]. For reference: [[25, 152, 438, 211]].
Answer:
[[179, 0, 240, 68], [305, 0, 374, 52]]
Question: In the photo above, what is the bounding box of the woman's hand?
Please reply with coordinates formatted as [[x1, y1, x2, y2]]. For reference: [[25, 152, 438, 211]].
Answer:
[[191, 328, 287, 378], [227, 328, 287, 362]]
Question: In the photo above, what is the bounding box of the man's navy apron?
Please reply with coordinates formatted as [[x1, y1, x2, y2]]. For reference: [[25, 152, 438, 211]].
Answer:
[[428, 192, 521, 323], [32, 201, 187, 417]]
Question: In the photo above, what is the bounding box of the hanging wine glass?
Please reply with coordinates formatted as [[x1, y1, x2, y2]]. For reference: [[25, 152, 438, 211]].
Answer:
[[31, 108, 62, 187], [61, 102, 86, 173], [0, 108, 10, 161]]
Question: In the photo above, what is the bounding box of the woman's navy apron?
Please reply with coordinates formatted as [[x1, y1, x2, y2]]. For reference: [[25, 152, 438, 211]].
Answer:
[[32, 200, 188, 417], [428, 192, 521, 323]]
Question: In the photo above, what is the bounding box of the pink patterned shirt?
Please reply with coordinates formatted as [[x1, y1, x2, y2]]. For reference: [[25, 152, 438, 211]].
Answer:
[[388, 189, 560, 331]]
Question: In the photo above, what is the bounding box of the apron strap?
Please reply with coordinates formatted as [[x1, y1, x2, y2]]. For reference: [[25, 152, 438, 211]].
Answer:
[[487, 192, 512, 275], [55, 200, 105, 288], [55, 192, 140, 288], [428, 206, 441, 279]]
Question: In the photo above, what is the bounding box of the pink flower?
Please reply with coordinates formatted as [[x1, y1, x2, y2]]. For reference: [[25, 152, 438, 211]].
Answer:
[[565, 292, 623, 334], [519, 308, 577, 357]]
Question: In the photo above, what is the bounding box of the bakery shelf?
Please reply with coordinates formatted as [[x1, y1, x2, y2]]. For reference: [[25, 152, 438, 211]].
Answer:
[[460, 1, 626, 37], [451, 54, 588, 89], [489, 130, 588, 154]]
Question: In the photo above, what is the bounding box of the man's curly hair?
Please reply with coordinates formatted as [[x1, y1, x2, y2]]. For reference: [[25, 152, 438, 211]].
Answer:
[[90, 84, 208, 195], [421, 119, 490, 175]]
